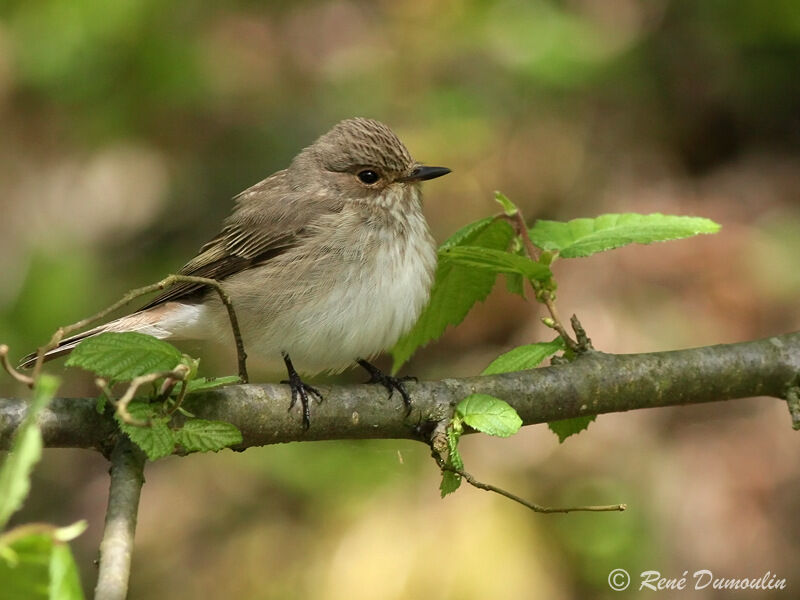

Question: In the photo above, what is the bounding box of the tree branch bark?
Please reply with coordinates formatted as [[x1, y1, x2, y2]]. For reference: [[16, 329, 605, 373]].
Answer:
[[94, 435, 145, 600], [1, 332, 798, 451]]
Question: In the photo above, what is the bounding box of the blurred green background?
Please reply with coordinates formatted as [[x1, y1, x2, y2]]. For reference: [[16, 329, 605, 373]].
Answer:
[[2, 0, 800, 598]]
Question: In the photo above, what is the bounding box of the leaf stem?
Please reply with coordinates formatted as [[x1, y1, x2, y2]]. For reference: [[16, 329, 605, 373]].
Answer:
[[497, 211, 581, 352]]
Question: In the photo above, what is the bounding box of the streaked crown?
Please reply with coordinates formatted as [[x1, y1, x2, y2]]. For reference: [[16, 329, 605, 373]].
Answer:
[[309, 117, 414, 173]]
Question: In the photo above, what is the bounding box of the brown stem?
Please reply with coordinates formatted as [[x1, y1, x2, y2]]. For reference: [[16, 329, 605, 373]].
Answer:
[[0, 345, 34, 386], [497, 211, 580, 350], [436, 458, 626, 514], [542, 296, 579, 352]]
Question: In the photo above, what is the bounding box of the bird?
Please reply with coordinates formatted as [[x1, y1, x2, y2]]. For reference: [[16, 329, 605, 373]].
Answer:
[[21, 117, 450, 428]]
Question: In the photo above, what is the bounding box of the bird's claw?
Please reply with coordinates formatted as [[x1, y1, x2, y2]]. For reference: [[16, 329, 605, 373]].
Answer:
[[357, 360, 414, 414], [282, 353, 323, 429]]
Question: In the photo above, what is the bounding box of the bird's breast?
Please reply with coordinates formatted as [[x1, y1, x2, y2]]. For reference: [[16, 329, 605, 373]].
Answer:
[[267, 208, 436, 373]]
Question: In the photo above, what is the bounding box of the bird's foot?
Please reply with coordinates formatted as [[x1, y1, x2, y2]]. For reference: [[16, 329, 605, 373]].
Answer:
[[357, 359, 415, 414], [282, 353, 323, 430]]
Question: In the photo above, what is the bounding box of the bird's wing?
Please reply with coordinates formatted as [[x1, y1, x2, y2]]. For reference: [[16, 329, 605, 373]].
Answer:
[[139, 171, 331, 309]]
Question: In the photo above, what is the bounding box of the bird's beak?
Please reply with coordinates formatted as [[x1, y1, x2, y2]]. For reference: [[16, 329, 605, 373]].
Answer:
[[398, 165, 451, 182]]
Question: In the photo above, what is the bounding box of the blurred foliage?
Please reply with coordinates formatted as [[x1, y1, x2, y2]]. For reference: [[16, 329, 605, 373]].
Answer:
[[1, 0, 800, 598]]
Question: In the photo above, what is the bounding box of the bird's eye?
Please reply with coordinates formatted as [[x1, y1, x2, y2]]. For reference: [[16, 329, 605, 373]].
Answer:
[[357, 170, 380, 184]]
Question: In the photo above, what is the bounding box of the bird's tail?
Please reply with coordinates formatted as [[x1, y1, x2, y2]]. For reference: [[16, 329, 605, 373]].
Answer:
[[18, 325, 108, 369], [18, 306, 178, 369]]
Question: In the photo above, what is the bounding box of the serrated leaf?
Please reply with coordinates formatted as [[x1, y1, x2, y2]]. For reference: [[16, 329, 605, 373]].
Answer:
[[482, 338, 565, 375], [184, 376, 241, 394], [440, 423, 464, 497], [116, 403, 175, 461], [438, 216, 497, 250], [66, 332, 183, 381], [440, 470, 462, 497], [174, 420, 242, 453], [456, 394, 522, 437], [548, 415, 596, 443], [529, 213, 721, 258], [0, 374, 59, 529], [391, 219, 515, 371], [440, 246, 551, 281], [447, 427, 464, 471]]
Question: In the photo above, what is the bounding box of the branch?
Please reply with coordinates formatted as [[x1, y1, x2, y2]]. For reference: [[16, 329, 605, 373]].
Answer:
[[94, 436, 146, 600], [1, 332, 798, 451]]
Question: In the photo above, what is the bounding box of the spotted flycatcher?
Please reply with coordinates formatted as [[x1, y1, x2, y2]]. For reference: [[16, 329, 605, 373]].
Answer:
[[22, 118, 450, 427]]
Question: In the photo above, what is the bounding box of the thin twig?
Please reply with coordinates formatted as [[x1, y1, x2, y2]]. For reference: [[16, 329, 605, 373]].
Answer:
[[0, 345, 34, 386], [436, 458, 626, 514], [542, 297, 579, 352], [499, 212, 540, 261], [110, 365, 191, 426], [166, 275, 249, 383], [33, 274, 249, 383], [95, 436, 146, 600], [165, 379, 190, 417], [570, 314, 593, 352]]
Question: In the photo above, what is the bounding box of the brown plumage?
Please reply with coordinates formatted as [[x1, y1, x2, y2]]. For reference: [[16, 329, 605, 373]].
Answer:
[[20, 118, 450, 426]]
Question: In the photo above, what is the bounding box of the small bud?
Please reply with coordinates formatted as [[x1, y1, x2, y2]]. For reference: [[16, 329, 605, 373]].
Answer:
[[494, 191, 518, 216]]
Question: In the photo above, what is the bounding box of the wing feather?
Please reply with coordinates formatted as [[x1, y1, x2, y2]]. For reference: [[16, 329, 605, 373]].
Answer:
[[139, 170, 328, 309]]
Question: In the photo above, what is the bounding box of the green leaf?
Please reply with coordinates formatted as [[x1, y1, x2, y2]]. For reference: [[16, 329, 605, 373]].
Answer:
[[504, 242, 527, 297], [482, 338, 565, 375], [391, 218, 515, 371], [440, 246, 551, 281], [438, 216, 497, 250], [174, 419, 243, 453], [447, 426, 465, 472], [456, 394, 522, 437], [184, 376, 241, 394], [529, 213, 721, 258], [116, 402, 175, 461], [0, 533, 52, 599], [440, 470, 462, 497], [440, 425, 464, 498], [49, 542, 85, 600], [66, 332, 183, 380], [505, 272, 525, 297], [548, 415, 597, 443], [0, 531, 85, 600], [0, 374, 59, 529]]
